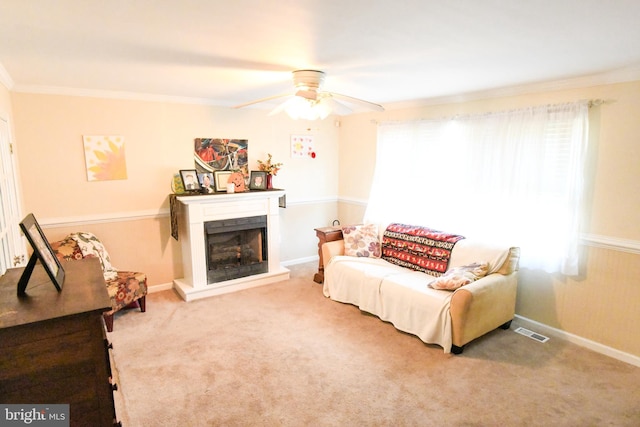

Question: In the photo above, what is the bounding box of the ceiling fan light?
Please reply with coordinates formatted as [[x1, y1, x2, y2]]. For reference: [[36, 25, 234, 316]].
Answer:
[[236, 69, 383, 117], [315, 98, 332, 119], [283, 96, 331, 120], [283, 97, 310, 119]]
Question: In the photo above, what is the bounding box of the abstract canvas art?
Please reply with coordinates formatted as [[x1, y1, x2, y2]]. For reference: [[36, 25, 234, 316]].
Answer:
[[83, 135, 128, 181], [194, 138, 248, 175]]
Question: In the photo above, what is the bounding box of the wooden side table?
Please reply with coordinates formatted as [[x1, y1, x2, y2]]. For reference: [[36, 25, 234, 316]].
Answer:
[[313, 226, 344, 283]]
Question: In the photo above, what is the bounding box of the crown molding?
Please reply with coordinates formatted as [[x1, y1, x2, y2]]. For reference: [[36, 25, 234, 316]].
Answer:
[[385, 64, 640, 110], [0, 62, 15, 91], [6, 63, 640, 109], [11, 84, 225, 106]]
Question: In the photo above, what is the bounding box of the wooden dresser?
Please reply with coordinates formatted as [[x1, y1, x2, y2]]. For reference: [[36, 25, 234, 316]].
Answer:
[[0, 258, 120, 426]]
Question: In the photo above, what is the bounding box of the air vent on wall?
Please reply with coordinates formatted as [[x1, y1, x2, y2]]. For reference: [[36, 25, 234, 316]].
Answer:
[[514, 327, 550, 343]]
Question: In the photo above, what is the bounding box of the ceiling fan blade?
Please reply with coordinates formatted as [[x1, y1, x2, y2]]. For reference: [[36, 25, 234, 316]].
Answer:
[[329, 92, 385, 112], [232, 93, 291, 109], [320, 96, 354, 116], [267, 96, 296, 116], [233, 70, 383, 118]]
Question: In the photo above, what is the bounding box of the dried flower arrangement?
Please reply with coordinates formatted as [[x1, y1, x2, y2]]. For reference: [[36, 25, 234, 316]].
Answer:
[[257, 153, 283, 176]]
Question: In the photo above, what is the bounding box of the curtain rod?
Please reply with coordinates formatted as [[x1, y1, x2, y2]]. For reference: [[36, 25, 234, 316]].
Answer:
[[372, 99, 606, 125]]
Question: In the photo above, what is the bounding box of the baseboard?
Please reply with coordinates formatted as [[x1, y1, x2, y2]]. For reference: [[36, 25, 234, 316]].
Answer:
[[514, 315, 640, 368], [147, 282, 174, 293], [281, 256, 318, 266]]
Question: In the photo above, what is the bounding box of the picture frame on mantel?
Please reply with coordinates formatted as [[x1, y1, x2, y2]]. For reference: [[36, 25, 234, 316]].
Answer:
[[180, 169, 201, 192], [249, 171, 267, 190], [214, 170, 233, 192], [198, 172, 215, 194]]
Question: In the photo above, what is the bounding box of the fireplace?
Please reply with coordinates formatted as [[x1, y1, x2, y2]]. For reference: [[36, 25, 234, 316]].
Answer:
[[173, 190, 289, 301], [205, 216, 268, 283]]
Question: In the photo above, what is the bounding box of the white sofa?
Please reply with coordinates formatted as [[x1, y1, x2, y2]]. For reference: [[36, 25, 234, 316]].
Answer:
[[321, 223, 520, 354]]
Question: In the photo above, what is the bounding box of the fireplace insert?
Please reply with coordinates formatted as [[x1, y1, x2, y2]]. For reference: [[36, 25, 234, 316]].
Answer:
[[204, 215, 268, 283]]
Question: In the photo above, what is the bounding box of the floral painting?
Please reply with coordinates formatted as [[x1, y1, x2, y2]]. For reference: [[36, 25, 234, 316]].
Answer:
[[83, 135, 128, 181]]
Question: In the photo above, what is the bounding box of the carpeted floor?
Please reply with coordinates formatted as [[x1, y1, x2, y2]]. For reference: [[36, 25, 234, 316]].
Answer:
[[108, 262, 640, 426]]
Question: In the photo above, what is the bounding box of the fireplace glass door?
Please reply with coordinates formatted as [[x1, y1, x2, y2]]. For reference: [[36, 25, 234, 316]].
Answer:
[[205, 216, 268, 283]]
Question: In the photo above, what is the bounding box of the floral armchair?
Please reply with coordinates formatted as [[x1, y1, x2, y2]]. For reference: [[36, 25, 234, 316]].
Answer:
[[50, 232, 147, 332]]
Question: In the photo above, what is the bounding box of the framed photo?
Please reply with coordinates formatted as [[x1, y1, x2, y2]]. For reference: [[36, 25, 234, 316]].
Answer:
[[180, 169, 201, 192], [250, 171, 267, 190], [18, 213, 65, 293], [198, 172, 215, 194], [214, 170, 233, 192]]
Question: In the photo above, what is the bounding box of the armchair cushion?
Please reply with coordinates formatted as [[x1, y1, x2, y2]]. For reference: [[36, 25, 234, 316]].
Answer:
[[50, 232, 147, 332], [106, 271, 147, 316], [50, 236, 85, 261]]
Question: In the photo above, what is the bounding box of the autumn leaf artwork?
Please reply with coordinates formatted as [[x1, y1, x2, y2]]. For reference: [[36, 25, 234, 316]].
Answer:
[[83, 135, 128, 181]]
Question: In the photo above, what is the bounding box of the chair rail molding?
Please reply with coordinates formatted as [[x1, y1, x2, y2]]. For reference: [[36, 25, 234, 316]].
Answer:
[[38, 209, 169, 228], [580, 233, 640, 255], [35, 208, 640, 256]]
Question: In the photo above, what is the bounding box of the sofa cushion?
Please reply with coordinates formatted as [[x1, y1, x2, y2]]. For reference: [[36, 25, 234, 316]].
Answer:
[[381, 223, 465, 277], [323, 255, 407, 314], [342, 224, 381, 258], [430, 262, 489, 290]]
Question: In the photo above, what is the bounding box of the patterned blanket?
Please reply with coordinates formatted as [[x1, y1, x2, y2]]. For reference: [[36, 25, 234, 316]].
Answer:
[[381, 223, 465, 277]]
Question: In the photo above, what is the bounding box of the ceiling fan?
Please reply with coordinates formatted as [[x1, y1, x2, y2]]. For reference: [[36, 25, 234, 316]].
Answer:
[[232, 70, 385, 120]]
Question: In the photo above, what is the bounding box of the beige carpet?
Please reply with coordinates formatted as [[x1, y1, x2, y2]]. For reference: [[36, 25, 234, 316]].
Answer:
[[108, 262, 640, 426]]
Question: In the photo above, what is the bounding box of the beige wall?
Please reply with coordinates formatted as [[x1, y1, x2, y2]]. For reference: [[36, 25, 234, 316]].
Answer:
[[0, 82, 11, 117], [7, 80, 640, 359], [10, 93, 340, 286], [337, 80, 640, 358]]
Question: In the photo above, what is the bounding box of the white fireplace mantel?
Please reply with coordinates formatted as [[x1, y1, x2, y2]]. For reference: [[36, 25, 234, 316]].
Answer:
[[173, 190, 289, 301]]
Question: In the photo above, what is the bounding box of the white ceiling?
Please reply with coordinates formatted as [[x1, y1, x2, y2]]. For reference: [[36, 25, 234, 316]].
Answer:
[[2, 0, 640, 111]]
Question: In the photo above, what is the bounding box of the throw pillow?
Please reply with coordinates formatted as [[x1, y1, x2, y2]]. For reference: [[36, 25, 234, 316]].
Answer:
[[342, 224, 381, 258], [429, 262, 489, 290]]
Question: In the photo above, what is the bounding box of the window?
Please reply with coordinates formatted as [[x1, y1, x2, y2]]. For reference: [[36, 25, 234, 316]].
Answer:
[[365, 102, 589, 275], [0, 115, 24, 275]]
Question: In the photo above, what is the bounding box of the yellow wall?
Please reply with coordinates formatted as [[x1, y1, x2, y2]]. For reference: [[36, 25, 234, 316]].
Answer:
[[10, 93, 340, 286], [337, 80, 640, 358]]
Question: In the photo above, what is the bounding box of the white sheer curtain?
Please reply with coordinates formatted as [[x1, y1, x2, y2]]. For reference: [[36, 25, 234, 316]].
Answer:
[[365, 102, 589, 275]]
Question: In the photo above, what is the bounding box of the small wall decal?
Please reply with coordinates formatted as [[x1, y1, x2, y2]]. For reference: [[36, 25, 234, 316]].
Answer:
[[291, 134, 315, 158], [83, 135, 128, 181]]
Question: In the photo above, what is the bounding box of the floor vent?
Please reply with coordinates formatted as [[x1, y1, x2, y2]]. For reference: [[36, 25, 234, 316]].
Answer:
[[514, 327, 550, 343]]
